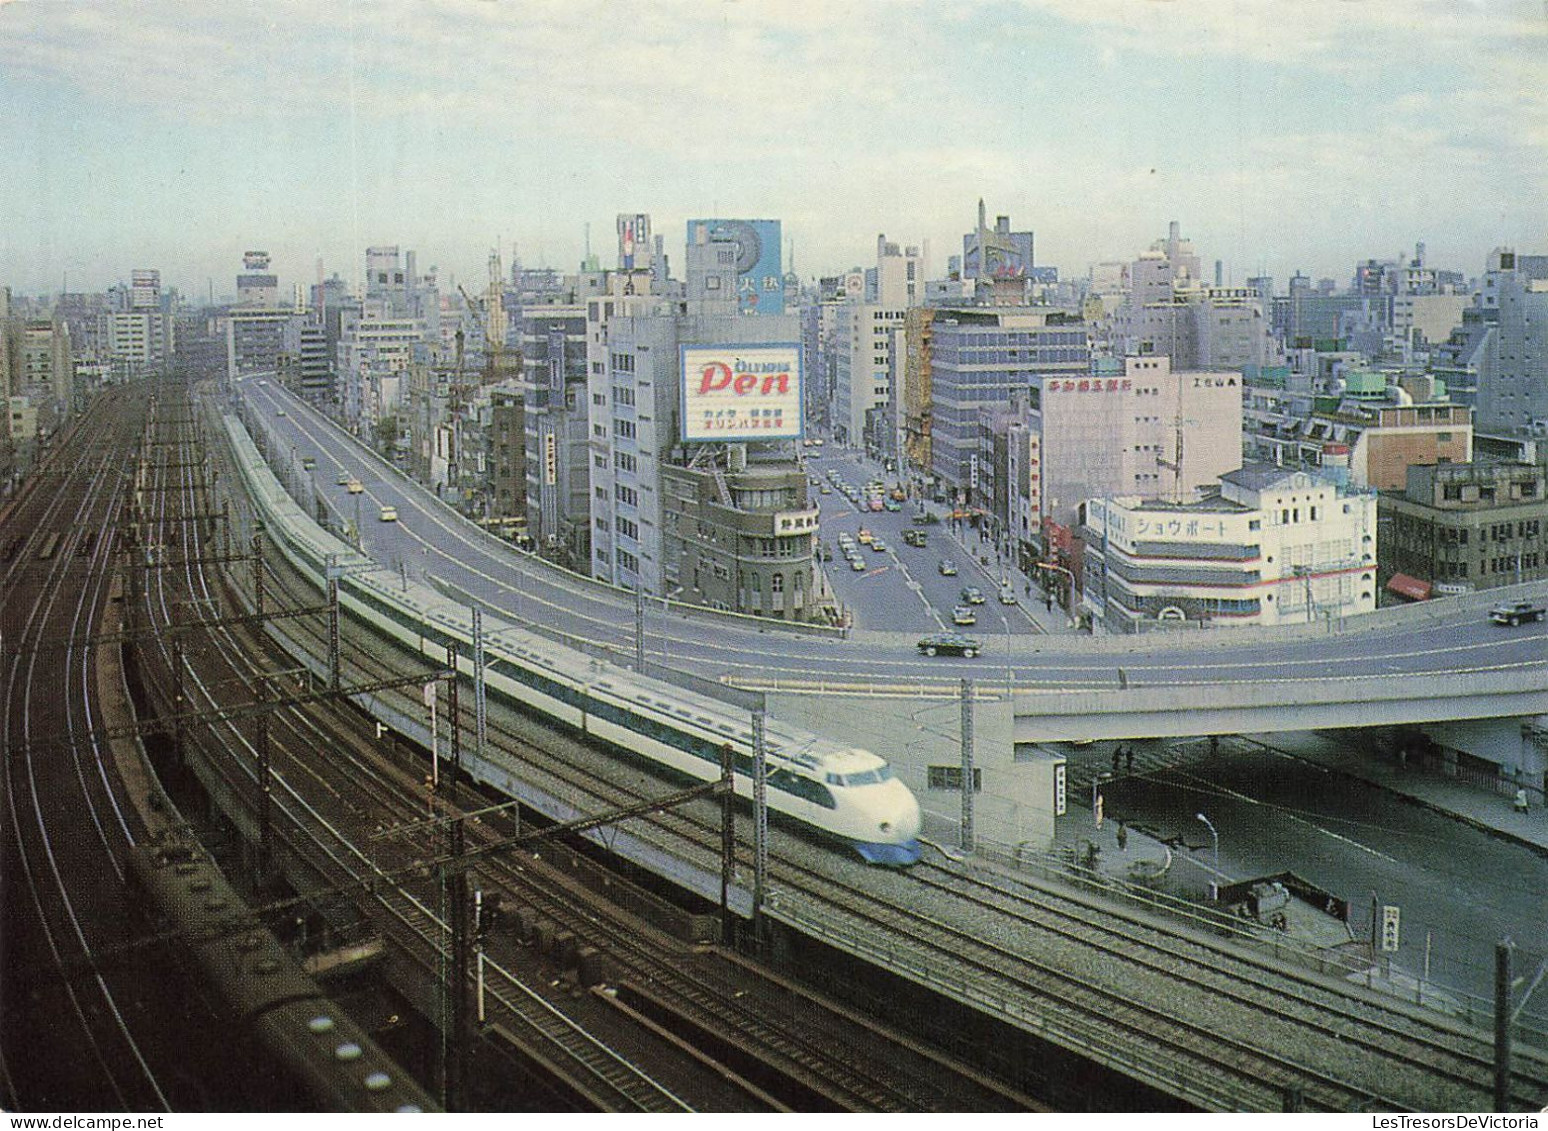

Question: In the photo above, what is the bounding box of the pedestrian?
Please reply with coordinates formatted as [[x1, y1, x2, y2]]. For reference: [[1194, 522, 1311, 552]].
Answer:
[[1126, 747, 1135, 774], [1116, 822, 1128, 852], [1045, 592, 1053, 612], [1112, 747, 1122, 774], [1515, 788, 1530, 814]]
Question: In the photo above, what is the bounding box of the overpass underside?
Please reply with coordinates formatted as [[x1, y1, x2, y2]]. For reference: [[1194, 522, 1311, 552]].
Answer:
[[1010, 670, 1548, 743]]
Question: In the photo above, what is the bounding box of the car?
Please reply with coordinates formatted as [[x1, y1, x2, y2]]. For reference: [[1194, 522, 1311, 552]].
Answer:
[[962, 586, 985, 605], [869, 539, 888, 552], [820, 484, 832, 494], [837, 533, 854, 545], [884, 500, 902, 512], [276, 408, 286, 416], [938, 559, 958, 576], [868, 499, 884, 512], [999, 586, 1018, 605], [849, 557, 867, 571], [337, 471, 352, 486], [857, 529, 873, 544], [902, 529, 926, 547], [347, 479, 364, 494], [300, 456, 316, 470], [952, 605, 977, 626], [917, 633, 981, 658], [379, 505, 398, 522], [1490, 600, 1546, 626]]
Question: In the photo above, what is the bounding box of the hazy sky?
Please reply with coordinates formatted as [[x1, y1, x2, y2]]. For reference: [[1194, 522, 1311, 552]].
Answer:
[[3, 0, 1545, 299]]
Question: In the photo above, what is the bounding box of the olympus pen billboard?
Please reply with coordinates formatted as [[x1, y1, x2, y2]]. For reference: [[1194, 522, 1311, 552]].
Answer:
[[680, 344, 803, 442]]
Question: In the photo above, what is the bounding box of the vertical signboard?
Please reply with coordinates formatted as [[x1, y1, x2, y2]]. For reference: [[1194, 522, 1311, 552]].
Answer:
[[1054, 761, 1067, 817], [681, 344, 802, 442], [1381, 905, 1401, 952], [617, 213, 651, 271]]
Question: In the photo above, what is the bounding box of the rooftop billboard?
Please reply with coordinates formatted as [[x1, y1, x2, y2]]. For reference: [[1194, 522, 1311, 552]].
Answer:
[[680, 343, 802, 442], [687, 219, 784, 315]]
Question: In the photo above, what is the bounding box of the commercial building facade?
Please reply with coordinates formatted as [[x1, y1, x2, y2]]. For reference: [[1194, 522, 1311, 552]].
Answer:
[[1381, 462, 1548, 595], [1080, 465, 1378, 632]]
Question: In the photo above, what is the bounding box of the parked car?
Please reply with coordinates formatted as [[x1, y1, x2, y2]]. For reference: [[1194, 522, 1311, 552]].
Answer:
[[917, 632, 981, 658], [850, 557, 867, 571], [1490, 600, 1546, 626], [870, 539, 888, 552]]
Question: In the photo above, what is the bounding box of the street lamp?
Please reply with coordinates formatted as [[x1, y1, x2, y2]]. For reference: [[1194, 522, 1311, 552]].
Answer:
[[1195, 812, 1219, 874]]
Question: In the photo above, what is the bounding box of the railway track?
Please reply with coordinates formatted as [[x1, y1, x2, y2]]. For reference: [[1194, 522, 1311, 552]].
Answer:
[[132, 386, 700, 1112], [216, 390, 1548, 1112], [908, 859, 1548, 1108], [1, 391, 172, 1110], [190, 386, 1029, 1112]]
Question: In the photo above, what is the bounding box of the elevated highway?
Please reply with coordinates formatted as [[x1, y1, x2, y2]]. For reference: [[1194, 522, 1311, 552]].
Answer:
[[236, 377, 1548, 742]]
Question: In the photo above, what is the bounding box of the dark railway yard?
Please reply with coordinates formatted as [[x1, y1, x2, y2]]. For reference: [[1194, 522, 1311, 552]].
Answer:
[[3, 378, 1547, 1112]]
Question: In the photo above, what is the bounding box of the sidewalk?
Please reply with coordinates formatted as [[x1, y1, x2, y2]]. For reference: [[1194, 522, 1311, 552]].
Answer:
[[1246, 731, 1548, 858]]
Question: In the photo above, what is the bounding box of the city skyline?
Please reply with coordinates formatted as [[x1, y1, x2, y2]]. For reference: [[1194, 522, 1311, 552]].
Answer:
[[2, 0, 1545, 297]]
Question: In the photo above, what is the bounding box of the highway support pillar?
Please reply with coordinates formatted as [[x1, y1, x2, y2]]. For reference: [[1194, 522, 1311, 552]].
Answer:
[[1496, 937, 1514, 1112]]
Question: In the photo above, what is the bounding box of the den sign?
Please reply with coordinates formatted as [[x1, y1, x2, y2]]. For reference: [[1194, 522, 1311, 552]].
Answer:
[[680, 344, 803, 443]]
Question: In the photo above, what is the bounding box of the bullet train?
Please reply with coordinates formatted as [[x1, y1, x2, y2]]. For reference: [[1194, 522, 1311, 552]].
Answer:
[[225, 415, 922, 865]]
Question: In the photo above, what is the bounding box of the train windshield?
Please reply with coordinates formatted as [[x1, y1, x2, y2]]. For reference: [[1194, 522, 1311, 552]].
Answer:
[[827, 766, 894, 787]]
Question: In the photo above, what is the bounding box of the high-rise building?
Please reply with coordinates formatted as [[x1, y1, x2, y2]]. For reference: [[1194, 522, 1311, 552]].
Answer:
[[521, 300, 590, 566], [921, 305, 1090, 500], [830, 303, 906, 451], [684, 219, 784, 316], [872, 234, 923, 307], [1474, 248, 1548, 437], [236, 251, 279, 308], [962, 200, 1033, 282]]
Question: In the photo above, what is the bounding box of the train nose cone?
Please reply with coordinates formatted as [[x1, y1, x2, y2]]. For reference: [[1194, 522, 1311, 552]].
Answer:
[[883, 781, 922, 840]]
